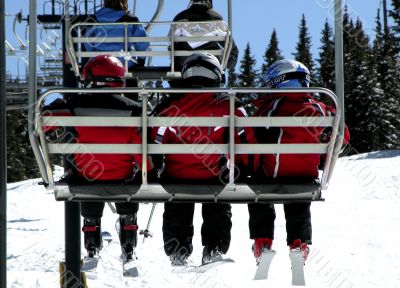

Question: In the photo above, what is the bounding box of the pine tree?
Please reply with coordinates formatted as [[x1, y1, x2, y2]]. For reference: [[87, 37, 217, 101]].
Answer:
[[372, 8, 400, 150], [260, 29, 283, 86], [227, 67, 238, 87], [341, 10, 378, 153], [293, 14, 315, 80], [6, 110, 41, 182], [316, 19, 335, 93], [389, 0, 400, 29], [238, 42, 257, 88], [6, 111, 25, 182], [389, 0, 400, 51], [343, 6, 356, 97]]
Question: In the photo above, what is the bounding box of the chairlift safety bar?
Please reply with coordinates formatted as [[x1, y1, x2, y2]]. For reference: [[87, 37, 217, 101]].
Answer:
[[67, 20, 233, 79]]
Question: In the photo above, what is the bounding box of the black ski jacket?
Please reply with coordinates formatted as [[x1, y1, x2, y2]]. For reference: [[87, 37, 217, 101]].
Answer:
[[172, 4, 239, 70]]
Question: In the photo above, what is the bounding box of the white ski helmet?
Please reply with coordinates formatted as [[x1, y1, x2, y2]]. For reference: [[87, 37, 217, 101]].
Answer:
[[263, 59, 310, 88], [181, 52, 224, 87]]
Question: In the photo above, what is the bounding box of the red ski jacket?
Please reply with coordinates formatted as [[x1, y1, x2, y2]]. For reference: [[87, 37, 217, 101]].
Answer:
[[151, 92, 258, 180], [42, 93, 152, 181], [253, 93, 350, 178]]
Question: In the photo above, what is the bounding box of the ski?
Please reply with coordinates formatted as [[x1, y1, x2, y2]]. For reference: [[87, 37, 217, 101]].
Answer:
[[81, 255, 100, 272], [188, 257, 234, 273], [122, 251, 139, 277], [123, 260, 139, 277], [253, 249, 276, 280], [289, 249, 306, 286], [81, 231, 113, 272], [171, 264, 196, 274]]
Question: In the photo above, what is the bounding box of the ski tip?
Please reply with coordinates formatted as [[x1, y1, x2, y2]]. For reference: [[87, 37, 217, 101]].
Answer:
[[81, 257, 99, 272], [262, 249, 277, 256], [253, 250, 276, 281], [123, 266, 139, 277], [189, 258, 235, 273], [290, 250, 306, 286], [171, 265, 194, 273]]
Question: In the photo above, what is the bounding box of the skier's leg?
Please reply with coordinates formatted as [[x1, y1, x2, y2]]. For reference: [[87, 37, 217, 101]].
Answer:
[[162, 203, 194, 259], [284, 202, 312, 245], [201, 203, 232, 255], [81, 202, 105, 256], [81, 202, 105, 219], [248, 203, 276, 240], [115, 202, 139, 259], [248, 203, 276, 260]]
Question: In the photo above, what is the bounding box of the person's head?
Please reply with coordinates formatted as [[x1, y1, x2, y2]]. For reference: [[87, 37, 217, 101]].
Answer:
[[103, 0, 128, 11], [83, 55, 125, 88], [181, 52, 224, 87], [263, 59, 310, 89], [190, 0, 212, 9]]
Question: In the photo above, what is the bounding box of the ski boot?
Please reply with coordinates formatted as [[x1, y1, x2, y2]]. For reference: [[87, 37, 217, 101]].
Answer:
[[165, 239, 192, 267], [169, 249, 190, 266], [82, 217, 102, 258], [289, 239, 310, 261], [253, 238, 273, 263], [118, 214, 138, 262], [202, 245, 223, 265]]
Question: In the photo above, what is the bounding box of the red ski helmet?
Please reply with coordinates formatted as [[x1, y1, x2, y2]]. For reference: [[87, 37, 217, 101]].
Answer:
[[82, 55, 125, 87]]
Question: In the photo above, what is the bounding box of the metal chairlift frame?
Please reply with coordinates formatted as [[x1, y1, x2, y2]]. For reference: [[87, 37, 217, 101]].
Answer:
[[43, 0, 64, 15], [12, 12, 28, 50], [17, 0, 346, 287], [67, 20, 233, 81], [36, 86, 341, 204]]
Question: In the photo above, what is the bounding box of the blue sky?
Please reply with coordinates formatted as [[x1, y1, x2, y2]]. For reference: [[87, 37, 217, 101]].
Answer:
[[5, 0, 393, 73], [135, 0, 391, 68]]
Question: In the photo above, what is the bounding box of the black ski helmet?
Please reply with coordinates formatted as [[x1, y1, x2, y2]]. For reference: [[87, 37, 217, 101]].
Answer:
[[181, 52, 223, 87], [191, 0, 212, 8]]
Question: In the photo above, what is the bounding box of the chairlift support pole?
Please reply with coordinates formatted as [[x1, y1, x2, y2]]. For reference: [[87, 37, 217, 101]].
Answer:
[[62, 1, 82, 287], [132, 0, 137, 15], [332, 0, 345, 182], [0, 0, 7, 286], [145, 0, 164, 33], [227, 0, 232, 32], [334, 0, 344, 115], [29, 0, 49, 186], [52, 0, 56, 15], [84, 0, 88, 15]]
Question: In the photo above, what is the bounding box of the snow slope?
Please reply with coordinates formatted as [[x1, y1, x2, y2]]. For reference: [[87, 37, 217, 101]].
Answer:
[[6, 151, 400, 288]]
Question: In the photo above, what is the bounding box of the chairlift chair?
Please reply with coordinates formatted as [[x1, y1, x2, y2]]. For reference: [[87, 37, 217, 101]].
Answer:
[[35, 86, 343, 204], [23, 1, 346, 287]]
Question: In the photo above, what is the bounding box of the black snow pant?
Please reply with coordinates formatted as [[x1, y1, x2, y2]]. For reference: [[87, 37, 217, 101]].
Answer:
[[162, 202, 232, 257], [81, 202, 139, 218], [248, 202, 312, 245]]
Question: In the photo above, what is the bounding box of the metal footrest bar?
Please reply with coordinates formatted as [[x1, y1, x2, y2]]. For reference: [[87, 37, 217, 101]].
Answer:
[[54, 183, 323, 204]]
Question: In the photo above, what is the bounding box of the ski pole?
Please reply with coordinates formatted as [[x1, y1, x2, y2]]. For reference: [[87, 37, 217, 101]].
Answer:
[[106, 202, 117, 214], [139, 203, 156, 243]]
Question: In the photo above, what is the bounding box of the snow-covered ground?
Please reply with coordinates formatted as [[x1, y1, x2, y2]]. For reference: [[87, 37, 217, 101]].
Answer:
[[6, 150, 400, 287]]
